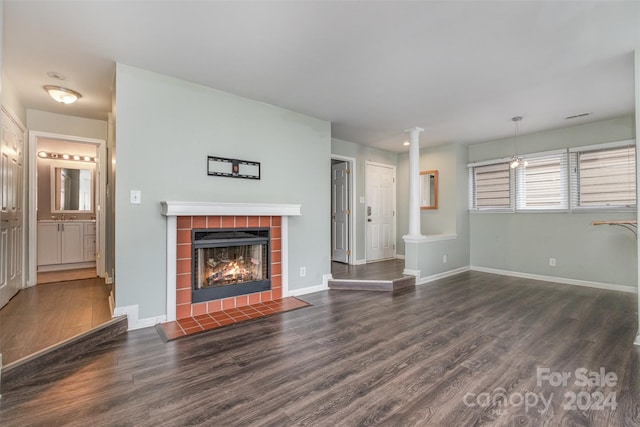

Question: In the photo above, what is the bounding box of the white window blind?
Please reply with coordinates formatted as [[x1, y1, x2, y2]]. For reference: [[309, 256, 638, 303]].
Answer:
[[468, 161, 513, 210], [570, 143, 636, 209], [516, 150, 568, 210]]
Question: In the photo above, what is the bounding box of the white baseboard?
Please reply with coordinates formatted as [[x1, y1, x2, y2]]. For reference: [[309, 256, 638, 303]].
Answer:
[[113, 304, 167, 331], [470, 266, 637, 294], [288, 283, 329, 297], [38, 261, 96, 272], [635, 335, 640, 346], [105, 273, 113, 285], [355, 259, 367, 265], [417, 266, 470, 285], [396, 254, 405, 260], [403, 268, 420, 277]]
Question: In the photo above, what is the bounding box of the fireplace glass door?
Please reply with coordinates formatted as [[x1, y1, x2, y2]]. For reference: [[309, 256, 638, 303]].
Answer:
[[192, 228, 271, 302]]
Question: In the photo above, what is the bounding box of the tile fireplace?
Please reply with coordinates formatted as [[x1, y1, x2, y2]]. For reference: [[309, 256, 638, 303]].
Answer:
[[162, 202, 302, 321]]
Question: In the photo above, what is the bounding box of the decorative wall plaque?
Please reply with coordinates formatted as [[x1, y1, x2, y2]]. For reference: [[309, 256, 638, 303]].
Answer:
[[207, 156, 261, 180]]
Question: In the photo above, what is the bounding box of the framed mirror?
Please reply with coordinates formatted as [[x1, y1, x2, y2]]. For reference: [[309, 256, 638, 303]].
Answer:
[[420, 170, 438, 210], [51, 164, 94, 213]]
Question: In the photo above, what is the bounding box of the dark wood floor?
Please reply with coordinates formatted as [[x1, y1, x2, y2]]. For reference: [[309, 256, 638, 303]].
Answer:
[[331, 259, 407, 280], [1, 271, 639, 426], [0, 277, 112, 365]]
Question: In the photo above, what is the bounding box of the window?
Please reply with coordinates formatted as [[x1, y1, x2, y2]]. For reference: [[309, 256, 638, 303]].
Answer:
[[469, 140, 636, 213], [468, 161, 513, 210], [570, 142, 636, 209], [516, 150, 568, 210]]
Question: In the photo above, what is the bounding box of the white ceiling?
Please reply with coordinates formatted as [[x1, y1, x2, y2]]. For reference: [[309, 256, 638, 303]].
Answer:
[[4, 1, 639, 152]]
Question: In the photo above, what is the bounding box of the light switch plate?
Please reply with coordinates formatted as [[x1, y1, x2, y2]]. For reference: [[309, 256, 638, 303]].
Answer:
[[130, 190, 141, 204]]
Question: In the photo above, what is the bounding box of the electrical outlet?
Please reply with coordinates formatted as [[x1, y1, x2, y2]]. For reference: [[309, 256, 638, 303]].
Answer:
[[443, 254, 448, 264], [300, 267, 306, 277], [549, 258, 556, 267]]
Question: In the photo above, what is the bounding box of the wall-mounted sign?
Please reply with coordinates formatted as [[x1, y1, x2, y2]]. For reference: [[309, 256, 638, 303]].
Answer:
[[207, 156, 261, 180]]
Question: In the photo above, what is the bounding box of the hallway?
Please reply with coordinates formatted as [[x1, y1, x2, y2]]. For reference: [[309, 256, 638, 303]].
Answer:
[[0, 277, 111, 365]]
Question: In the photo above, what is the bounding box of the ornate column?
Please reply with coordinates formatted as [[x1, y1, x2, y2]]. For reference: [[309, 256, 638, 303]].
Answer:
[[404, 127, 424, 238]]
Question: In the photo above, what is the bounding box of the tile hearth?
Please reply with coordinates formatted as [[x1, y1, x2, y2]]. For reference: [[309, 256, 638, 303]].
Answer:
[[156, 296, 310, 341]]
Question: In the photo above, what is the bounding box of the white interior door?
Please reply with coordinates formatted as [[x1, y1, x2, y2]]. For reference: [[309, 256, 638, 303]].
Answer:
[[1, 108, 25, 309], [366, 162, 396, 262], [332, 161, 349, 263]]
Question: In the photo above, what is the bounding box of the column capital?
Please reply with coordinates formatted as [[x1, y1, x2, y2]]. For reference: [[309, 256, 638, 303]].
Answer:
[[404, 127, 424, 134]]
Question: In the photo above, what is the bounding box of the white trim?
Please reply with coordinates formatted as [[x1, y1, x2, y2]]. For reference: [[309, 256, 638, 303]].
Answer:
[[165, 216, 177, 322], [403, 233, 457, 244], [403, 268, 420, 277], [470, 266, 637, 294], [161, 201, 301, 217], [322, 273, 332, 288], [467, 157, 514, 168], [281, 217, 289, 298], [355, 259, 367, 266], [1, 107, 27, 294], [113, 304, 166, 331], [28, 131, 106, 287], [635, 335, 640, 347], [331, 154, 357, 266], [395, 254, 405, 260], [288, 283, 329, 297], [569, 139, 635, 153], [37, 261, 95, 272], [416, 266, 470, 285]]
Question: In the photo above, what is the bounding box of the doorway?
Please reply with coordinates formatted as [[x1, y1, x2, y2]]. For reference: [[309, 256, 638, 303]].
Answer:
[[330, 155, 356, 265], [365, 161, 396, 262], [28, 131, 107, 285]]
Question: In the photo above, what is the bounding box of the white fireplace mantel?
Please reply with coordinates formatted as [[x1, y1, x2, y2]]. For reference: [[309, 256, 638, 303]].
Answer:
[[161, 201, 301, 217], [162, 201, 301, 321]]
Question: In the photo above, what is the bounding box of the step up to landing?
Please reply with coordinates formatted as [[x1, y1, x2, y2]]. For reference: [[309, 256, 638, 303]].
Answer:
[[328, 275, 415, 292], [1, 315, 128, 391]]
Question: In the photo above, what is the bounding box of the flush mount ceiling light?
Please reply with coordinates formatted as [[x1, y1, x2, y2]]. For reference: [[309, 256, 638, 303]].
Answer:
[[43, 85, 82, 104], [403, 141, 410, 146], [509, 116, 528, 169]]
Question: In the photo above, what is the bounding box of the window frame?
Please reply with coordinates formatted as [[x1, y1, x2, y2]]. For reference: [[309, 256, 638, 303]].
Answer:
[[468, 139, 636, 214], [569, 140, 636, 212], [468, 157, 515, 212], [515, 149, 568, 212]]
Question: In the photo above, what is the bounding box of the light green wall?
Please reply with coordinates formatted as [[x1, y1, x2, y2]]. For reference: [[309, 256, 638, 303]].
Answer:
[[469, 115, 637, 288], [331, 138, 397, 262], [398, 143, 470, 276], [115, 64, 331, 319]]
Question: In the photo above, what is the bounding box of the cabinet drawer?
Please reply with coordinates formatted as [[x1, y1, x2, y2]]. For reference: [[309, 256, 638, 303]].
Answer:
[[84, 222, 96, 235]]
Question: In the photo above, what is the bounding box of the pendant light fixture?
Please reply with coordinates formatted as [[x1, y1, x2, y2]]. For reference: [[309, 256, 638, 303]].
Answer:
[[44, 85, 82, 104], [509, 116, 527, 169]]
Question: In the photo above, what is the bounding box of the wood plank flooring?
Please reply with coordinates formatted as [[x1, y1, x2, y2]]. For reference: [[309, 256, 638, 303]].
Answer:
[[331, 259, 407, 280], [36, 267, 97, 285], [1, 271, 639, 426], [0, 277, 112, 365]]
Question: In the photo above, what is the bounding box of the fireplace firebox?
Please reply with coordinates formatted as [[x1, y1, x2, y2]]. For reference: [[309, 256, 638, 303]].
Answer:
[[192, 228, 270, 303]]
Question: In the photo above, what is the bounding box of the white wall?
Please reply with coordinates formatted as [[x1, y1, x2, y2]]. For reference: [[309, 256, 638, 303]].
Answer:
[[114, 64, 331, 320], [26, 109, 107, 141], [468, 115, 637, 289]]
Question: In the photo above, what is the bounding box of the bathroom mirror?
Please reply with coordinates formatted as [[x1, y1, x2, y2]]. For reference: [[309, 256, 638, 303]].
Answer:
[[420, 170, 438, 210], [51, 164, 94, 212]]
